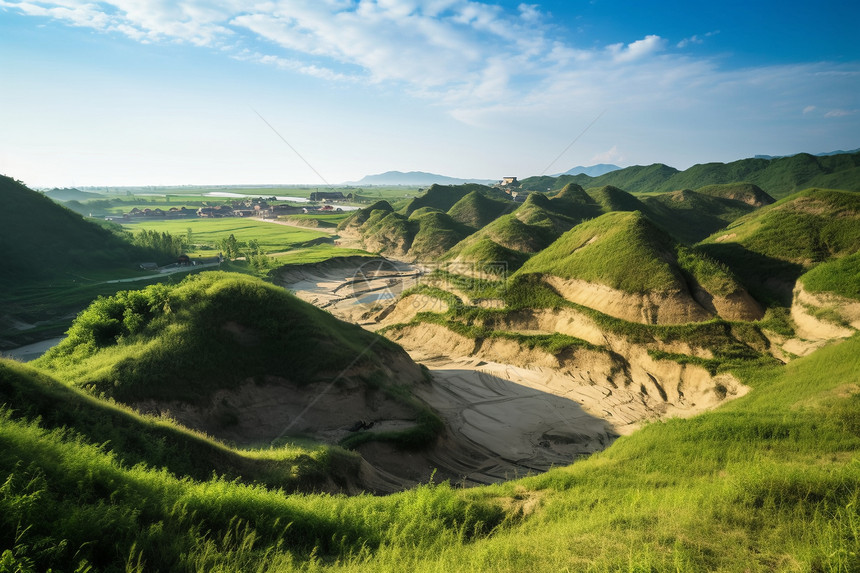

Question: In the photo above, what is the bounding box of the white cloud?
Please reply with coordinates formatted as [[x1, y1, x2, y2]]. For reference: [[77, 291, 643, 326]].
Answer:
[[607, 35, 666, 63], [2, 0, 858, 167], [591, 145, 623, 165]]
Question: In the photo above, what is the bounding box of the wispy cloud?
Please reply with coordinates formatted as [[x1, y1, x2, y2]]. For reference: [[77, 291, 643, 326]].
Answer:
[[824, 109, 858, 117], [2, 0, 858, 143], [677, 30, 719, 49]]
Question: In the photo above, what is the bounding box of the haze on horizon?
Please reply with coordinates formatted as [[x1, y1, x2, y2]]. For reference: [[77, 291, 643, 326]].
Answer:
[[1, 0, 858, 188]]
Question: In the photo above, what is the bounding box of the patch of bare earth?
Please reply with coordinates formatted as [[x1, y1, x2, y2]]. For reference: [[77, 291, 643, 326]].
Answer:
[[543, 275, 762, 324], [771, 282, 859, 358]]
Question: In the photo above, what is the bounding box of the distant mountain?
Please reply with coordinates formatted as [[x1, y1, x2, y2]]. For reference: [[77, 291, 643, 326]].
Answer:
[[755, 148, 860, 160], [349, 171, 496, 186], [44, 187, 105, 202], [556, 164, 621, 177]]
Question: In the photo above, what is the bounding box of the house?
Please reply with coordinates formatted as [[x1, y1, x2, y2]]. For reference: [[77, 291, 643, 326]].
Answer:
[[500, 176, 519, 187]]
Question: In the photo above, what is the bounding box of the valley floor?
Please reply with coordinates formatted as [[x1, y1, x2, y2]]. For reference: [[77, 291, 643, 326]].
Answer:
[[278, 257, 747, 488]]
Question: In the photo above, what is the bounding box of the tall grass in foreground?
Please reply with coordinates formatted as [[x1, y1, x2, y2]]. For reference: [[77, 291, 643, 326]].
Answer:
[[2, 337, 858, 570]]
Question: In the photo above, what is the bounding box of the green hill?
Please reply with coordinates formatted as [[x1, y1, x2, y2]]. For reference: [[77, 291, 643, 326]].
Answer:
[[521, 151, 860, 199], [43, 187, 105, 202], [0, 175, 141, 288], [698, 188, 860, 304], [800, 250, 860, 300], [408, 211, 474, 259], [442, 194, 578, 274], [585, 184, 649, 212], [0, 358, 350, 492], [694, 182, 775, 206], [35, 272, 413, 396], [446, 190, 514, 229], [514, 211, 761, 323], [402, 183, 501, 217], [641, 188, 760, 244]]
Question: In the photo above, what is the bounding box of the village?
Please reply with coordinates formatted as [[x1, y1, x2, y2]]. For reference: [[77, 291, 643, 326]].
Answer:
[[108, 191, 352, 222]]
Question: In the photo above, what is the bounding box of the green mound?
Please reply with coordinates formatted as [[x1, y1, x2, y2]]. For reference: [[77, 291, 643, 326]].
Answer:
[[446, 190, 513, 229], [516, 173, 581, 193], [695, 182, 775, 206], [407, 206, 443, 219], [585, 185, 648, 213], [34, 272, 412, 404], [516, 211, 745, 297], [403, 183, 498, 217], [408, 211, 474, 259], [698, 188, 860, 303], [584, 163, 681, 193], [442, 198, 576, 272], [340, 191, 477, 259], [336, 200, 393, 231], [642, 188, 760, 244]]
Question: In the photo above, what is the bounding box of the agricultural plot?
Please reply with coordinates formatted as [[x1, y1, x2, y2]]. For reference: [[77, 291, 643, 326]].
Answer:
[[121, 218, 329, 254]]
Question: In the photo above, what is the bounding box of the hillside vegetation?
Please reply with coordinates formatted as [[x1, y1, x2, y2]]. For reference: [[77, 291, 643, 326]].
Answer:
[[0, 176, 142, 288], [32, 273, 438, 453], [2, 330, 857, 571], [698, 188, 860, 304], [520, 151, 860, 199]]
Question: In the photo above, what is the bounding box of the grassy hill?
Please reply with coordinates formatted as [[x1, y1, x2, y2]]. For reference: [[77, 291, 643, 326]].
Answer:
[[0, 175, 142, 289], [402, 183, 503, 217], [2, 329, 857, 571], [520, 151, 860, 199], [339, 190, 494, 260], [694, 182, 775, 206], [0, 358, 352, 493], [442, 193, 578, 274], [516, 211, 701, 293], [446, 190, 515, 229], [34, 272, 418, 404], [641, 188, 761, 244], [43, 187, 105, 202], [698, 188, 860, 304], [513, 211, 762, 323], [585, 184, 649, 213]]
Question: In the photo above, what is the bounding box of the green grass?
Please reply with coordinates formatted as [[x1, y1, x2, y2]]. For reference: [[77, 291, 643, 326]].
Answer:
[[800, 251, 860, 300], [121, 218, 329, 255], [268, 245, 375, 267], [5, 328, 858, 571], [0, 359, 345, 492], [280, 212, 351, 228], [33, 272, 406, 405], [515, 211, 684, 293], [446, 190, 514, 229], [698, 188, 860, 304], [519, 151, 860, 199]]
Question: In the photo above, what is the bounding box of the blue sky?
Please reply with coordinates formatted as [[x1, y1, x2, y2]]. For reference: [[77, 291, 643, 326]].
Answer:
[[1, 1, 858, 187]]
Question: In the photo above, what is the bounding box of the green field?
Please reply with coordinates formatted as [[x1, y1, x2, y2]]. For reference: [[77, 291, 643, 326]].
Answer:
[[121, 218, 329, 254]]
